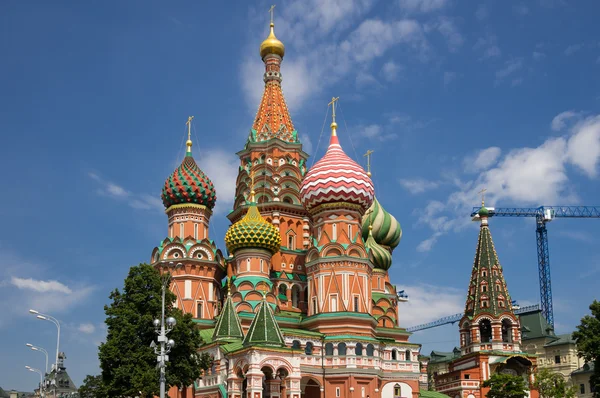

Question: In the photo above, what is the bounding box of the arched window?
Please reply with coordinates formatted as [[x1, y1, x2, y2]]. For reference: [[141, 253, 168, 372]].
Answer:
[[502, 319, 513, 343], [366, 344, 374, 356], [278, 284, 287, 300], [305, 342, 313, 355], [246, 258, 251, 271], [337, 342, 347, 356], [479, 319, 492, 343], [482, 285, 487, 292], [405, 350, 411, 361], [391, 349, 397, 360], [482, 270, 487, 277], [393, 384, 401, 398], [355, 343, 363, 356], [325, 343, 334, 355], [292, 340, 301, 349], [292, 285, 300, 308]]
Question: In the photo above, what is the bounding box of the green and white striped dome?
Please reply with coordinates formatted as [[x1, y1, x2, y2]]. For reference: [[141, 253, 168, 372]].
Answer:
[[361, 196, 402, 251], [364, 227, 392, 270]]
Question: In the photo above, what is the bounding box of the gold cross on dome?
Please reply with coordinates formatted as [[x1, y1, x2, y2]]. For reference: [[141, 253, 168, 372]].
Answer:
[[186, 116, 194, 141], [478, 188, 487, 206], [363, 149, 374, 175], [328, 96, 340, 124], [268, 5, 276, 24]]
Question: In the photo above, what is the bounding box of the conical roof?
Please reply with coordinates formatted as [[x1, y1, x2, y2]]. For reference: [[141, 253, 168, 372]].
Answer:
[[243, 295, 284, 347], [212, 291, 244, 343], [464, 214, 514, 318]]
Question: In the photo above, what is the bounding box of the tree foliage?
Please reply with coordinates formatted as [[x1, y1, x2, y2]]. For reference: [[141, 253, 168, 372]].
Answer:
[[78, 375, 105, 398], [573, 299, 600, 398], [483, 373, 528, 398], [98, 263, 203, 397], [533, 368, 576, 398]]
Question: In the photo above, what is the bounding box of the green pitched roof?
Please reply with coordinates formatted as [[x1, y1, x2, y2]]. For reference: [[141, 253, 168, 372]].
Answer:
[[212, 293, 244, 343], [243, 296, 285, 347], [520, 308, 555, 339], [544, 333, 576, 347], [464, 219, 514, 318], [419, 391, 451, 398]]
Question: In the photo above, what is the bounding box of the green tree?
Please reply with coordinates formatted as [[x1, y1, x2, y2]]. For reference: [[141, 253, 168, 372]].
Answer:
[[533, 368, 577, 398], [483, 373, 528, 398], [98, 263, 203, 397], [573, 300, 600, 398], [78, 375, 106, 398]]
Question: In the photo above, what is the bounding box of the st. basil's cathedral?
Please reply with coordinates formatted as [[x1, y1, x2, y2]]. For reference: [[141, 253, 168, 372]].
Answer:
[[148, 12, 537, 398]]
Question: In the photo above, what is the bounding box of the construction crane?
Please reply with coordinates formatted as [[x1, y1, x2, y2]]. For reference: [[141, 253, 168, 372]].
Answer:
[[407, 304, 539, 333], [469, 205, 600, 328]]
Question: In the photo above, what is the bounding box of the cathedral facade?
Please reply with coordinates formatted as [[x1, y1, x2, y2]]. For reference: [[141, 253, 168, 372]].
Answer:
[[151, 16, 422, 398]]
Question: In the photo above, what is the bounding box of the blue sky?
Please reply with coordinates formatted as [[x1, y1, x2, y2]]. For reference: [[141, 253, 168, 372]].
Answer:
[[1, 0, 599, 391]]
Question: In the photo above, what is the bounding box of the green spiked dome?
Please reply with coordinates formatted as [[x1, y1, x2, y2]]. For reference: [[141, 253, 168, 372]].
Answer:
[[362, 196, 402, 251], [365, 226, 392, 270], [225, 194, 281, 255], [161, 152, 217, 210]]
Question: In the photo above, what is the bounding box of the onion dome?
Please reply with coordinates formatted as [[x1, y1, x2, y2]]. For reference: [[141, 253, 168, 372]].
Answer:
[[225, 192, 281, 255], [300, 102, 374, 212], [260, 22, 285, 59], [362, 196, 402, 251], [365, 226, 392, 270], [478, 205, 489, 217], [161, 123, 216, 210]]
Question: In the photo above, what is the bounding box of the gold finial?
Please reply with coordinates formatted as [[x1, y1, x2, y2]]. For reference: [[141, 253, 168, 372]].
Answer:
[[328, 96, 340, 134], [364, 149, 374, 177], [186, 116, 194, 153], [227, 277, 232, 296], [478, 188, 487, 206], [269, 4, 276, 26]]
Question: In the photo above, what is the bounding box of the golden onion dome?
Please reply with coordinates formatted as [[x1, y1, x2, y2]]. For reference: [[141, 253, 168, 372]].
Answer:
[[260, 23, 285, 59]]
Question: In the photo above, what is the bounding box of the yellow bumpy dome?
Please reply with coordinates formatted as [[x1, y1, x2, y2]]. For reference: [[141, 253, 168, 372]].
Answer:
[[225, 201, 281, 255]]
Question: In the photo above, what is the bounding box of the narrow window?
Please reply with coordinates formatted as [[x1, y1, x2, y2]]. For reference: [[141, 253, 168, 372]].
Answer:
[[355, 343, 363, 356], [196, 301, 203, 318], [260, 259, 264, 273], [354, 296, 359, 312], [305, 342, 313, 355], [555, 355, 561, 364], [482, 285, 487, 292], [482, 270, 487, 277], [288, 235, 294, 249], [325, 343, 334, 355], [194, 224, 198, 239], [246, 258, 251, 271], [391, 349, 397, 360], [180, 223, 184, 238], [330, 295, 338, 311], [337, 343, 346, 355], [312, 298, 317, 314], [184, 280, 192, 299], [495, 284, 500, 291], [204, 226, 207, 238], [170, 225, 173, 238], [405, 349, 411, 361], [580, 384, 585, 394], [348, 224, 352, 238], [336, 388, 340, 397], [332, 223, 337, 240], [393, 384, 401, 398]]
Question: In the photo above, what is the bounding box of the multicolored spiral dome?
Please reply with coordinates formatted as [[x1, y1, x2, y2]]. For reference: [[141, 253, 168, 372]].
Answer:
[[225, 200, 281, 255], [365, 227, 392, 270], [300, 134, 374, 212], [161, 153, 217, 210], [361, 196, 402, 251]]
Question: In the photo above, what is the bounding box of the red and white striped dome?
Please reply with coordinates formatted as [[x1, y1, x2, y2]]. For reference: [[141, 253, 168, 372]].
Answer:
[[300, 133, 374, 212]]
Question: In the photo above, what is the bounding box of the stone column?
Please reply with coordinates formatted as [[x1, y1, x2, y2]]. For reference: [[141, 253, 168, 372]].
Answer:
[[286, 376, 302, 398], [267, 379, 282, 398]]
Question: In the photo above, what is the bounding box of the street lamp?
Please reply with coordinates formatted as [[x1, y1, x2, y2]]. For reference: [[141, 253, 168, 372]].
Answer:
[[29, 309, 60, 371], [153, 264, 180, 398], [26, 365, 45, 398], [26, 343, 49, 374]]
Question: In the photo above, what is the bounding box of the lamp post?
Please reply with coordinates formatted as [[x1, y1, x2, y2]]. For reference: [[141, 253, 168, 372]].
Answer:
[[26, 343, 49, 374], [26, 365, 45, 398], [153, 266, 179, 398], [29, 310, 60, 370]]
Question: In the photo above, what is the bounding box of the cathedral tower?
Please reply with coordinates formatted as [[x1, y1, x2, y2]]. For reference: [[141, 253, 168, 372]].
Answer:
[[228, 14, 310, 315], [151, 117, 225, 321]]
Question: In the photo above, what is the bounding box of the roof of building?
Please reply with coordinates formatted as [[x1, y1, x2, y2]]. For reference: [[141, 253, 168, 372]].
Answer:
[[243, 295, 285, 347], [544, 333, 576, 347], [362, 196, 402, 251], [212, 290, 244, 343], [419, 391, 451, 398], [428, 348, 460, 364], [463, 212, 515, 318], [519, 308, 555, 339], [572, 362, 595, 375], [300, 124, 374, 212], [161, 145, 216, 210]]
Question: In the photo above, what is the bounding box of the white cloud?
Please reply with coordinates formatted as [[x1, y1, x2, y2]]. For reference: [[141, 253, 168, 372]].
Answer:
[[356, 70, 380, 88], [564, 43, 583, 56], [241, 1, 429, 113], [78, 323, 96, 334], [443, 71, 456, 85], [89, 172, 162, 211], [11, 277, 72, 294], [474, 35, 501, 59], [496, 58, 523, 83], [197, 149, 240, 214], [463, 147, 501, 172], [399, 178, 440, 194], [397, 0, 448, 13], [381, 61, 402, 81], [415, 111, 600, 252], [432, 17, 463, 52], [356, 123, 398, 142], [398, 284, 464, 326], [533, 51, 546, 60], [551, 110, 579, 131]]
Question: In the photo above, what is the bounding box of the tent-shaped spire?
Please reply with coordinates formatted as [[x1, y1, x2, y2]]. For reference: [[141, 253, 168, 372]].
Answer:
[[212, 288, 244, 343], [464, 205, 514, 318], [243, 295, 284, 347]]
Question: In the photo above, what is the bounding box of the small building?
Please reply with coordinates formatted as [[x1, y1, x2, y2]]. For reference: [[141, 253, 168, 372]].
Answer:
[[571, 362, 596, 398]]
